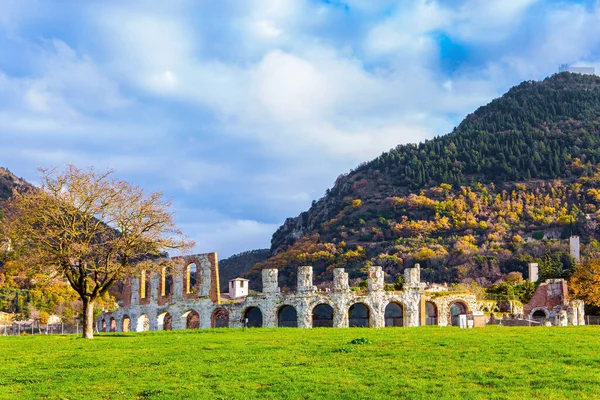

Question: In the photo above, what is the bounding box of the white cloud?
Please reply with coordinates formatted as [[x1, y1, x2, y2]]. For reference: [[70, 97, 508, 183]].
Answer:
[[2, 0, 600, 258]]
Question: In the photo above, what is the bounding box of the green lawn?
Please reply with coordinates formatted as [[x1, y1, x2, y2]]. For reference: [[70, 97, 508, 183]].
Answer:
[[1, 326, 599, 399]]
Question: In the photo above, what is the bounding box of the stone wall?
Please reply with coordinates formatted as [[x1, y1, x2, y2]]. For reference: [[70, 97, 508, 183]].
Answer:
[[98, 256, 583, 332]]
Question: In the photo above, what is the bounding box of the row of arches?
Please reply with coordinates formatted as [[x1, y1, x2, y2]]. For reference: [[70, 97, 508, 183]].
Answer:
[[243, 302, 406, 328], [100, 301, 465, 332]]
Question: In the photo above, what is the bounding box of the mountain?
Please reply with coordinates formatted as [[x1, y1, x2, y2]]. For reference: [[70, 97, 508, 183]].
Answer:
[[247, 72, 600, 290], [0, 168, 32, 203]]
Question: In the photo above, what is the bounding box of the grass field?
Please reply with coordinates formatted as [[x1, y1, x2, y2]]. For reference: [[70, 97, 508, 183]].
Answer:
[[1, 326, 599, 399]]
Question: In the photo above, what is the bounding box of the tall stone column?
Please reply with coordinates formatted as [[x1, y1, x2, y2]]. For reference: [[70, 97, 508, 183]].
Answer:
[[368, 266, 384, 292], [262, 269, 280, 294], [198, 258, 212, 297], [131, 277, 140, 305], [173, 264, 183, 301], [333, 268, 350, 292], [151, 273, 160, 304], [297, 266, 316, 292]]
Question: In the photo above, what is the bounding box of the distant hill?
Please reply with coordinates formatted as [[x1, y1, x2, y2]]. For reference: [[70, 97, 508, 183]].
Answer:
[[219, 249, 270, 292], [249, 72, 600, 289], [0, 168, 32, 203]]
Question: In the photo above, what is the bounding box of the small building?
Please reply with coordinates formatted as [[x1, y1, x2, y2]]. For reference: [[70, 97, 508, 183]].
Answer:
[[229, 278, 249, 299], [523, 279, 585, 326]]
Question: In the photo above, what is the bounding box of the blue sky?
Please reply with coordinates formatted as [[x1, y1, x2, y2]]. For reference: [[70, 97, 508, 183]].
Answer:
[[1, 0, 600, 258]]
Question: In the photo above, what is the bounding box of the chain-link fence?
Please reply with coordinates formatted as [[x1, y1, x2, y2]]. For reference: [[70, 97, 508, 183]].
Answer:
[[586, 316, 600, 325], [0, 321, 85, 336]]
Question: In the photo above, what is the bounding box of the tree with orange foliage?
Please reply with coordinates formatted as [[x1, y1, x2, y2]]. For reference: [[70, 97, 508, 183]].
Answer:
[[570, 259, 600, 306], [1, 165, 193, 338]]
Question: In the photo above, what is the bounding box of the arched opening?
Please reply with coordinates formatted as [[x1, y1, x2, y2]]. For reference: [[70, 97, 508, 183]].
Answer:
[[243, 307, 263, 328], [140, 270, 147, 299], [531, 309, 548, 321], [122, 315, 131, 332], [450, 302, 468, 327], [161, 267, 173, 297], [187, 263, 197, 294], [278, 305, 298, 327], [182, 310, 200, 329], [211, 308, 230, 328], [136, 314, 150, 332], [425, 302, 438, 326], [349, 303, 370, 327], [384, 302, 404, 327], [110, 317, 117, 332], [312, 304, 334, 327], [158, 312, 172, 331], [101, 319, 107, 332]]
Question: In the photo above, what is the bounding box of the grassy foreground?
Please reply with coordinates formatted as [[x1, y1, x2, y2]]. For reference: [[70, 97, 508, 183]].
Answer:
[[1, 326, 599, 399]]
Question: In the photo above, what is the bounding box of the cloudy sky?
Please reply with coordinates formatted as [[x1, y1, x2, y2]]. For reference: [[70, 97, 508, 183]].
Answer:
[[1, 0, 600, 258]]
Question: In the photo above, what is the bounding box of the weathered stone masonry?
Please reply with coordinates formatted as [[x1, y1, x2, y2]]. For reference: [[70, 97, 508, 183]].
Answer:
[[98, 252, 583, 332]]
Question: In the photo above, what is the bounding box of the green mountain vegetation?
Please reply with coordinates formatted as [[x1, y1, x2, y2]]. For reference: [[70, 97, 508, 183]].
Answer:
[[250, 73, 600, 290]]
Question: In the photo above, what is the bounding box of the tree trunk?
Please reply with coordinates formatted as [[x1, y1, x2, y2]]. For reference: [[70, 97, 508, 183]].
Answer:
[[82, 297, 95, 339]]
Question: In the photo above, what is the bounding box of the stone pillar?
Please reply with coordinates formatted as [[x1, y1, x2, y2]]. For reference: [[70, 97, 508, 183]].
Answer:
[[369, 298, 385, 328], [199, 304, 211, 329], [419, 296, 426, 327], [297, 266, 316, 292], [263, 305, 278, 328], [262, 269, 280, 294], [333, 268, 349, 292], [297, 300, 311, 329], [404, 263, 421, 287], [368, 266, 384, 292], [148, 309, 158, 331], [131, 277, 140, 305], [151, 273, 160, 304], [173, 265, 184, 301], [228, 307, 243, 329], [578, 301, 586, 326], [333, 300, 348, 328], [199, 259, 212, 297]]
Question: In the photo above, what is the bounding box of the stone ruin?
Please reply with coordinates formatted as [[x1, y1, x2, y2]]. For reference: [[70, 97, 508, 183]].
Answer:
[[97, 253, 585, 332]]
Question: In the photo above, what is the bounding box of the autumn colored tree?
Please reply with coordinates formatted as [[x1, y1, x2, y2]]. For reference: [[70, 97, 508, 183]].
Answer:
[[1, 165, 193, 339], [570, 259, 600, 307]]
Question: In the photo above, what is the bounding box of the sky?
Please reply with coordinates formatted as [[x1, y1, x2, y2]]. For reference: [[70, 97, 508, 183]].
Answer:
[[1, 0, 600, 258]]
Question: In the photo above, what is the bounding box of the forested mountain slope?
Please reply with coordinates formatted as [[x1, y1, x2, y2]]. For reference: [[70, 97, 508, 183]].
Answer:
[[249, 73, 600, 290]]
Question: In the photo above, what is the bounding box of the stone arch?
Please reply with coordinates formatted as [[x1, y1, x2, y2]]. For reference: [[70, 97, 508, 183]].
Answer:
[[122, 315, 131, 332], [531, 308, 549, 321], [182, 310, 200, 329], [243, 307, 263, 328], [384, 302, 404, 327], [349, 303, 370, 327], [186, 263, 197, 294], [161, 267, 173, 297], [157, 312, 172, 331], [449, 301, 468, 327], [425, 301, 438, 326], [136, 314, 150, 332], [277, 305, 298, 327], [211, 308, 230, 328], [312, 303, 334, 327], [101, 319, 107, 332], [110, 317, 117, 332]]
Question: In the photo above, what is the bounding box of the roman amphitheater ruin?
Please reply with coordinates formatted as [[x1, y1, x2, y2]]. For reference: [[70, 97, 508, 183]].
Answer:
[[98, 252, 585, 333]]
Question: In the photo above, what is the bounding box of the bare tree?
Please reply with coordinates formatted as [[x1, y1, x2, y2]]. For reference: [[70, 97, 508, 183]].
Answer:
[[1, 165, 193, 339]]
